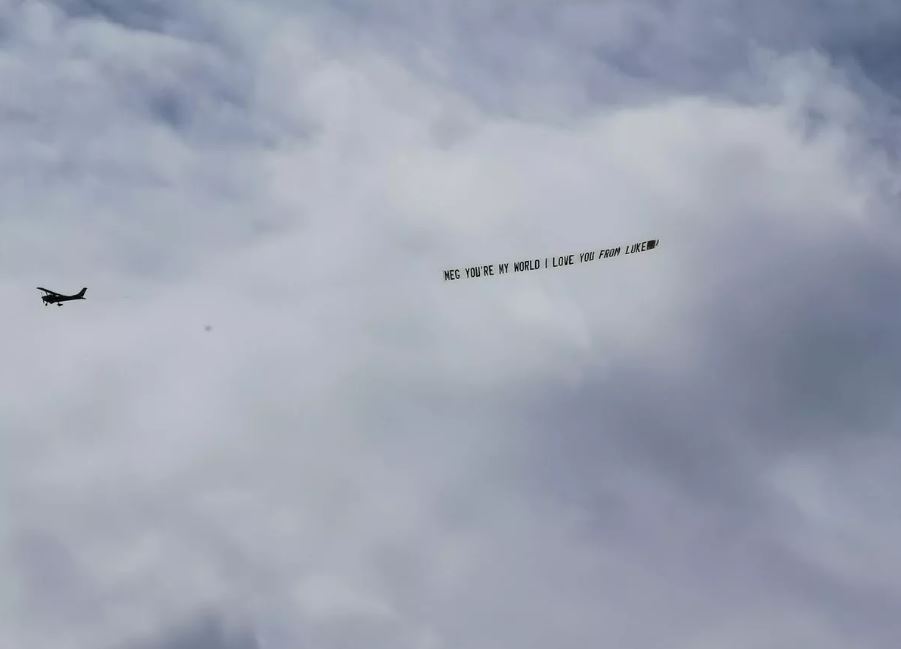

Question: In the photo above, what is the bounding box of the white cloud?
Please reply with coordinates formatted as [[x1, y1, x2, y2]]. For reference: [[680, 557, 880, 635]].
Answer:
[[2, 2, 901, 648]]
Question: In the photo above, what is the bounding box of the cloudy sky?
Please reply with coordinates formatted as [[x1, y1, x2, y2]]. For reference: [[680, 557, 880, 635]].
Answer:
[[2, 1, 901, 647]]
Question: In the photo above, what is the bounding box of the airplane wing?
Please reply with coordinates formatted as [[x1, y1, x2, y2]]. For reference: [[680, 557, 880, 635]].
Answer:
[[36, 287, 60, 296]]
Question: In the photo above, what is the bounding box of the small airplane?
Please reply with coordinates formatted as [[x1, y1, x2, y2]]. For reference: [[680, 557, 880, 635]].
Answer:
[[37, 287, 87, 307]]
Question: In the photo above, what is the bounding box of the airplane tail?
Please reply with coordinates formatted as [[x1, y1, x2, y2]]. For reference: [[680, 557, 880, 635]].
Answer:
[[77, 288, 87, 298]]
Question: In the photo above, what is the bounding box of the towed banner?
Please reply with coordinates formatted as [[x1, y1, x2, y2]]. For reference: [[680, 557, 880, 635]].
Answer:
[[443, 239, 659, 281]]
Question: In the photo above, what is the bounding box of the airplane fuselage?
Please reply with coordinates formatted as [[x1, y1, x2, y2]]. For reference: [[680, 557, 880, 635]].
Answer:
[[42, 294, 85, 304]]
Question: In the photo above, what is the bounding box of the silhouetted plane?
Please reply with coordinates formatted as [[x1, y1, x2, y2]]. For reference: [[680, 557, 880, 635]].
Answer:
[[38, 287, 87, 307]]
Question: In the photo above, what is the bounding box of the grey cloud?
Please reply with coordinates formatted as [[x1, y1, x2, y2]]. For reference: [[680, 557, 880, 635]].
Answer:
[[52, 0, 174, 34], [296, 0, 901, 118], [118, 612, 258, 649]]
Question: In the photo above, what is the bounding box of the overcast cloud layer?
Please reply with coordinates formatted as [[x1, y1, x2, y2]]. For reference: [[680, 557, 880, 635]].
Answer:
[[2, 1, 901, 648]]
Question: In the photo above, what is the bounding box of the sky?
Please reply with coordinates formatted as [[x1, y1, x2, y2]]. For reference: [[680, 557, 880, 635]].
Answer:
[[2, 1, 901, 647]]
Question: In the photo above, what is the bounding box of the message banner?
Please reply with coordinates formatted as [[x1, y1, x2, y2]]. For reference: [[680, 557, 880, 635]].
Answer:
[[443, 239, 659, 281]]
